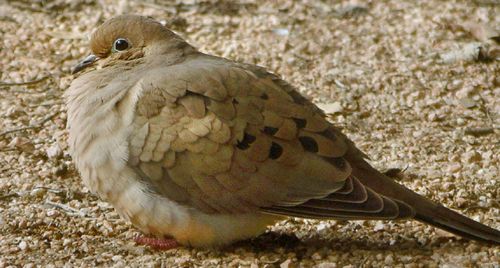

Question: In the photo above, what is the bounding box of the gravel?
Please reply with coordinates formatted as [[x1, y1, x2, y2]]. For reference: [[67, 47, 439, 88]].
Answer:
[[0, 0, 499, 267]]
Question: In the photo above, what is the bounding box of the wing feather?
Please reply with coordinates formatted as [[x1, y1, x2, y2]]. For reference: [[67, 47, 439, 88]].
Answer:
[[128, 54, 413, 219]]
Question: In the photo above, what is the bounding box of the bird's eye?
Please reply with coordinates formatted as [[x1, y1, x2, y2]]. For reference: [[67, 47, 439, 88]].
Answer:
[[112, 38, 129, 52]]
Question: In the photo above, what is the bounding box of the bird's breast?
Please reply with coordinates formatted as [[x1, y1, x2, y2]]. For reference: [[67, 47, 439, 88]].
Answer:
[[64, 71, 141, 197]]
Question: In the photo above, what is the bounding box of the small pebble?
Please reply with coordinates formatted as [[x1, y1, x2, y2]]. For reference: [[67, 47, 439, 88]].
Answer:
[[280, 259, 293, 268], [317, 263, 337, 268], [18, 241, 28, 251], [30, 188, 47, 198], [46, 210, 59, 218], [112, 255, 123, 262], [447, 163, 462, 173], [385, 255, 394, 265], [46, 143, 63, 159], [373, 222, 386, 231], [465, 151, 482, 163], [311, 252, 322, 260]]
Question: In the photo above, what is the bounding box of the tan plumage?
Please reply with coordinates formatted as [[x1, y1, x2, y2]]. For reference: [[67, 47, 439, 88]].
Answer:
[[65, 15, 500, 248]]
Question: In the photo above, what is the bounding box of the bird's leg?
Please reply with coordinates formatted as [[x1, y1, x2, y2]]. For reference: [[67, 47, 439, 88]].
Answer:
[[134, 235, 180, 250]]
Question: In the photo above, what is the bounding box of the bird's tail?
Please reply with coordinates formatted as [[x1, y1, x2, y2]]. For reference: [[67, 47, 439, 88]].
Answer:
[[350, 159, 500, 245]]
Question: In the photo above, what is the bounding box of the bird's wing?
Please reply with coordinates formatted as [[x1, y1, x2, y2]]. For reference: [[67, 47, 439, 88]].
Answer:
[[126, 53, 412, 219]]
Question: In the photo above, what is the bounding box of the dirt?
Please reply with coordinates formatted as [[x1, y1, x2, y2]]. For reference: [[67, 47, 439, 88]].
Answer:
[[0, 0, 499, 267]]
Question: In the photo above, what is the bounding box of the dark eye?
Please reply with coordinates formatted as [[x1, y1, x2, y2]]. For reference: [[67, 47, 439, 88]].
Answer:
[[113, 38, 129, 52]]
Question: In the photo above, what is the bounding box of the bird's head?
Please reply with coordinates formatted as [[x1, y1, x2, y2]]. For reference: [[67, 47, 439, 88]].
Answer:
[[71, 15, 194, 74]]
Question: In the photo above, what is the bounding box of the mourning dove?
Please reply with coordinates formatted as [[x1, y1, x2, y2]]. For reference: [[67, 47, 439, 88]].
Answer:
[[65, 15, 500, 249]]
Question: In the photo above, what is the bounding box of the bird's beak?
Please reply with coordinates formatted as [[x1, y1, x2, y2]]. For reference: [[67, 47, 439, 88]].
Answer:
[[71, 54, 99, 74]]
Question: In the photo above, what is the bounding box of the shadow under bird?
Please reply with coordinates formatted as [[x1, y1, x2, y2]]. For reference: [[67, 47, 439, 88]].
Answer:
[[65, 15, 500, 249]]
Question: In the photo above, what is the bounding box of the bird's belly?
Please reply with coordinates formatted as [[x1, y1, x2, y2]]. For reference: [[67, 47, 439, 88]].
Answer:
[[78, 156, 282, 247], [179, 211, 284, 247], [106, 177, 282, 246], [110, 178, 283, 247]]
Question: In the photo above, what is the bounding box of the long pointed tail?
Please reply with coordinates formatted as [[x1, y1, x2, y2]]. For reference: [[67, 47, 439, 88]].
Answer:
[[350, 159, 500, 245]]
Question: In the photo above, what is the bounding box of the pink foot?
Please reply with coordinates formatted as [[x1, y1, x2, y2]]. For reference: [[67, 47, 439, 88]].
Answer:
[[134, 236, 180, 250]]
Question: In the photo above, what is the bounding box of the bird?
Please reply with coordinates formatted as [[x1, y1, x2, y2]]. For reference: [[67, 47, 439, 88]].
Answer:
[[65, 15, 500, 249]]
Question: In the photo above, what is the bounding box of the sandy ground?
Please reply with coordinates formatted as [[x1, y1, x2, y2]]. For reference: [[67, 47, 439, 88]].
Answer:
[[0, 0, 499, 267]]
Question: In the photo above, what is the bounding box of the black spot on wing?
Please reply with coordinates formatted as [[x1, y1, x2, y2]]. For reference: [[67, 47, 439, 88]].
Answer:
[[263, 126, 279, 136], [269, 142, 283, 159], [320, 128, 337, 141], [237, 133, 256, 150], [292, 118, 306, 129], [298, 136, 318, 153]]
